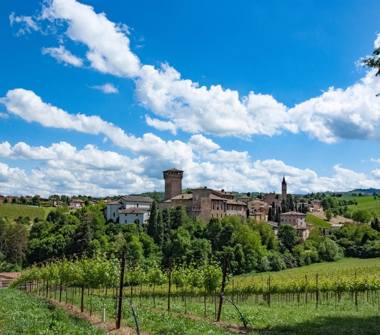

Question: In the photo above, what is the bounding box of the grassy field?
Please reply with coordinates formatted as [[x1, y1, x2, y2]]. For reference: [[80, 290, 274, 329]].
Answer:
[[0, 289, 104, 335], [305, 213, 331, 228], [0, 204, 53, 220], [234, 258, 380, 288], [341, 195, 380, 216]]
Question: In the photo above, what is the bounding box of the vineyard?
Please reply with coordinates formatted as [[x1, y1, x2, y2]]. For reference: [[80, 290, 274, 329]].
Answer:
[[10, 257, 380, 335]]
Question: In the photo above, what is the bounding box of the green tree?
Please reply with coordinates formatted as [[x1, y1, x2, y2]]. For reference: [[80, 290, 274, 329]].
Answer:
[[171, 206, 189, 230], [147, 201, 158, 238], [363, 46, 380, 76], [325, 209, 333, 221], [5, 222, 28, 265], [352, 209, 372, 223], [371, 217, 380, 232], [316, 237, 342, 261], [251, 222, 278, 250], [278, 224, 298, 251]]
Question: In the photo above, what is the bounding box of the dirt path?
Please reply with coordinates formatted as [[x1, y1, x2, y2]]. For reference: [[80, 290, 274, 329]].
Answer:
[[48, 298, 149, 335]]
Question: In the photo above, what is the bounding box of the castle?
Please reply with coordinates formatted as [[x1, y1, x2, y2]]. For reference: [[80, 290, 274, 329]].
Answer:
[[105, 170, 309, 240], [160, 168, 247, 222]]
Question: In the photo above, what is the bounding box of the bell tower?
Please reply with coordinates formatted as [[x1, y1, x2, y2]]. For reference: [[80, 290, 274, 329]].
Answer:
[[282, 176, 287, 200], [163, 168, 183, 200]]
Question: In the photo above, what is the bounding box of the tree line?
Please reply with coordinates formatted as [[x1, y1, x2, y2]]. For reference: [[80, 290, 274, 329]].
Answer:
[[1, 201, 379, 273]]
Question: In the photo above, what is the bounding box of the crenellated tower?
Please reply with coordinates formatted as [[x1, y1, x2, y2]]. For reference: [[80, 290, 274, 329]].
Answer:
[[163, 168, 183, 200]]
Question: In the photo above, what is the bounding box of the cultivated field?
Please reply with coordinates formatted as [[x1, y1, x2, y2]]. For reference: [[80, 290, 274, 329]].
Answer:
[[11, 257, 380, 335], [0, 204, 53, 220], [235, 257, 380, 282], [305, 213, 331, 228], [342, 195, 380, 217]]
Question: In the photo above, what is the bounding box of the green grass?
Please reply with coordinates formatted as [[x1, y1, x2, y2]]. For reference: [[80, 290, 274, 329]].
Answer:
[[341, 195, 380, 216], [0, 289, 104, 335], [136, 293, 380, 335], [306, 213, 331, 228], [0, 204, 53, 220], [236, 257, 380, 283], [54, 288, 235, 335], [66, 286, 380, 335]]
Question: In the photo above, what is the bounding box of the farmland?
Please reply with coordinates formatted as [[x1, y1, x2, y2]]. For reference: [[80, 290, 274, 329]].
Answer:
[[235, 257, 380, 282], [0, 203, 53, 220], [305, 213, 331, 228], [341, 195, 380, 217], [11, 257, 380, 335]]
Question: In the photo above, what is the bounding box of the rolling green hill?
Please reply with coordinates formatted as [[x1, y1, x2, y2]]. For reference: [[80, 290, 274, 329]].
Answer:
[[0, 204, 53, 220], [342, 195, 380, 217], [306, 213, 331, 228]]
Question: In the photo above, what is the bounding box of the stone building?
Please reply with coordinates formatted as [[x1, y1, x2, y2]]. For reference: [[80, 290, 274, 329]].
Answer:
[[310, 200, 322, 212], [263, 192, 281, 207], [69, 198, 85, 209], [161, 169, 247, 223], [280, 211, 310, 241], [105, 195, 153, 224], [247, 199, 269, 222]]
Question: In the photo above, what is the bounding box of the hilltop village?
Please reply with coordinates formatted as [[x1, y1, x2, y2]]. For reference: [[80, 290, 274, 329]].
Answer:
[[2, 167, 367, 245], [104, 168, 321, 241]]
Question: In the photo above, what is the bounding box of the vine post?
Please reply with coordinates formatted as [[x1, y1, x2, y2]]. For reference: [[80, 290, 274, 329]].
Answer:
[[116, 251, 126, 330]]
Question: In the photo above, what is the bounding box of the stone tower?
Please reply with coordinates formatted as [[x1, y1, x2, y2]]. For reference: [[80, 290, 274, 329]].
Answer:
[[282, 176, 287, 200], [163, 168, 183, 200]]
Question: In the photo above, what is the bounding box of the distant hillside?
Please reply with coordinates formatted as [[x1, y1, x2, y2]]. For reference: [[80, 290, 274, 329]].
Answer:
[[133, 192, 164, 202], [347, 188, 380, 195], [341, 194, 380, 217]]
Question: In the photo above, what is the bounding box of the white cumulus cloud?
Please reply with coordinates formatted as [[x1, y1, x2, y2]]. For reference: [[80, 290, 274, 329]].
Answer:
[[289, 72, 380, 143], [27, 0, 380, 143], [38, 0, 294, 138], [91, 83, 119, 94], [1, 139, 380, 196], [145, 116, 177, 135], [372, 169, 380, 178], [9, 13, 39, 35], [42, 45, 83, 67], [42, 0, 140, 77]]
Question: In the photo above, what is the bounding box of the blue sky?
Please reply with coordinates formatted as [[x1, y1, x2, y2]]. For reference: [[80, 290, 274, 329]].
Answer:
[[1, 0, 380, 196]]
